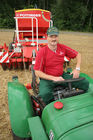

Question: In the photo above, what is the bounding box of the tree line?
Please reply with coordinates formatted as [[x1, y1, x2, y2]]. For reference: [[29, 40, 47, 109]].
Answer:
[[0, 0, 93, 32]]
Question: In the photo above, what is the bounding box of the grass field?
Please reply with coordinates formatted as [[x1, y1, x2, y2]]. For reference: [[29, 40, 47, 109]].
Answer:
[[0, 31, 93, 140]]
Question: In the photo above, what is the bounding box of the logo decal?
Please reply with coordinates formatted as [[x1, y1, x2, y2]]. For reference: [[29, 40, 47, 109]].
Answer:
[[60, 51, 64, 55], [49, 130, 54, 140]]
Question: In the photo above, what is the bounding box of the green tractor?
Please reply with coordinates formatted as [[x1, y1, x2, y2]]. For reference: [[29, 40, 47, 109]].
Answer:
[[8, 72, 93, 140]]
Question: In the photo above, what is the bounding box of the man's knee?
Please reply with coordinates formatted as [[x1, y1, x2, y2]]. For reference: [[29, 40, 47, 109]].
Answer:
[[39, 92, 53, 104], [83, 79, 89, 91], [79, 78, 89, 91], [39, 80, 54, 104]]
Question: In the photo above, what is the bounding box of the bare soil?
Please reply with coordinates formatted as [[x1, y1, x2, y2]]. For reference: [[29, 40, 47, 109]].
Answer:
[[0, 30, 93, 140]]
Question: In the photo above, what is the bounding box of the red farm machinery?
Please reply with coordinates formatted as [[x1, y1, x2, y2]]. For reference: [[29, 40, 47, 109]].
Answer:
[[0, 9, 53, 70]]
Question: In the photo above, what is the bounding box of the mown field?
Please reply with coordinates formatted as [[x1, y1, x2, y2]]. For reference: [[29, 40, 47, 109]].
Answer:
[[0, 30, 93, 140]]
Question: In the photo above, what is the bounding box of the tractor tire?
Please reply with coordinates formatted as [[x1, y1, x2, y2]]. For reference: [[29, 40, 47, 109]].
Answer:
[[12, 132, 32, 140], [2, 63, 7, 70]]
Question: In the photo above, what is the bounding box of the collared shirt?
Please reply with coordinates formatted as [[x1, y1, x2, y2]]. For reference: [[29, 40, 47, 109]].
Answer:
[[34, 43, 78, 76]]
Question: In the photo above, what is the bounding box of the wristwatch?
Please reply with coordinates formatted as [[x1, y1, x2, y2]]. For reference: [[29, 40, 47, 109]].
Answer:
[[76, 67, 80, 71]]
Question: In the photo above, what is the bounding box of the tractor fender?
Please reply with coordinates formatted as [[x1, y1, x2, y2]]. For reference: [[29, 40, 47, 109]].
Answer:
[[8, 80, 34, 138]]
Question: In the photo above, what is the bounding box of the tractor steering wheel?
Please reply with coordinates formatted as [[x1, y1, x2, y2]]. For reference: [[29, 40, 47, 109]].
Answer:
[[54, 77, 85, 83], [54, 77, 85, 90], [53, 77, 85, 99]]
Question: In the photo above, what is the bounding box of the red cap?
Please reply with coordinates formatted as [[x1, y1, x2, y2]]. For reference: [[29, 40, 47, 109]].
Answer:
[[54, 101, 63, 109]]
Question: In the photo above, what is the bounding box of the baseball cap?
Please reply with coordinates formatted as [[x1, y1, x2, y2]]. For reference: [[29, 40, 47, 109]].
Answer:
[[47, 26, 59, 36]]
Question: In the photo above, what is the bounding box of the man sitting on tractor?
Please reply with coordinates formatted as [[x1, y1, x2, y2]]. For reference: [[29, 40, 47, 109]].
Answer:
[[34, 26, 89, 104]]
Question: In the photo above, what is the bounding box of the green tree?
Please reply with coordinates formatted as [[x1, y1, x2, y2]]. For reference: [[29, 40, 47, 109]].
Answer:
[[51, 0, 93, 32], [0, 0, 92, 31]]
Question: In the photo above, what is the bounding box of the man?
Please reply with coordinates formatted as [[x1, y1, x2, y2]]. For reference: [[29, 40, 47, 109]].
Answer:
[[34, 27, 89, 104]]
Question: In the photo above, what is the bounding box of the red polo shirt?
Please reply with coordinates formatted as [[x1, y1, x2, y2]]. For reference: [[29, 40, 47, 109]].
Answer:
[[34, 43, 78, 76]]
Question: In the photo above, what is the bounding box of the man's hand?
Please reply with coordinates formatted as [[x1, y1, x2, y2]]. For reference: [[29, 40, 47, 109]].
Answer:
[[35, 70, 64, 81], [52, 76, 64, 82], [71, 69, 80, 78]]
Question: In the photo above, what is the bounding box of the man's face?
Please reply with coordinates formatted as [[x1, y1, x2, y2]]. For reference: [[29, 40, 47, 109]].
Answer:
[[47, 35, 58, 47]]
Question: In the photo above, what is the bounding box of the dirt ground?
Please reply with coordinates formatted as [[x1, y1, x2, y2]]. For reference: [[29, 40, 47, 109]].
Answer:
[[0, 30, 93, 140]]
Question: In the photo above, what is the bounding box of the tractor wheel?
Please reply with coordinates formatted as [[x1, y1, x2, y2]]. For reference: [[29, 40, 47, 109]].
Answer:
[[31, 65, 39, 95], [12, 132, 32, 140], [2, 63, 7, 70]]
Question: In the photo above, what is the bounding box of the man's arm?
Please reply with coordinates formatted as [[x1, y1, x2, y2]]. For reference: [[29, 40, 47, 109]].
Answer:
[[76, 53, 81, 68], [71, 53, 81, 78], [35, 70, 64, 81]]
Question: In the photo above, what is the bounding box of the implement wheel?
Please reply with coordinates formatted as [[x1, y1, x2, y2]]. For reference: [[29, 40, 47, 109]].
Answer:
[[2, 63, 7, 70], [20, 62, 24, 70], [8, 63, 13, 70]]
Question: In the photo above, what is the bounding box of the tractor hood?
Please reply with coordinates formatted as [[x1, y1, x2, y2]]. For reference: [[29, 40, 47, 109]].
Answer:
[[42, 88, 93, 140]]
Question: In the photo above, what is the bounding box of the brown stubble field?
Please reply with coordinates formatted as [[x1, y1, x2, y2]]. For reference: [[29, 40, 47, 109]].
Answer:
[[0, 30, 93, 140]]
